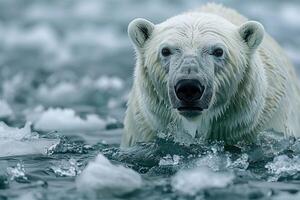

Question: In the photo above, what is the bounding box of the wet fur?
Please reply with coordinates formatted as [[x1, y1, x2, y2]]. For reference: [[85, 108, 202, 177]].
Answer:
[[122, 3, 300, 147]]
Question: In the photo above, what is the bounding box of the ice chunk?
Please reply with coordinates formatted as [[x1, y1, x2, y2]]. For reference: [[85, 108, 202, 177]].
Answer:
[[1, 24, 59, 53], [36, 82, 79, 105], [76, 153, 142, 197], [196, 153, 231, 171], [0, 100, 13, 118], [35, 75, 126, 106], [0, 139, 59, 158], [0, 122, 59, 157], [95, 76, 124, 90], [0, 122, 37, 140], [172, 167, 234, 196], [51, 158, 81, 177], [34, 108, 107, 132]]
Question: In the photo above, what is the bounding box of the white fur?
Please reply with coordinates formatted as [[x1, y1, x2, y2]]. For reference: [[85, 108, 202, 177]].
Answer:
[[121, 3, 300, 147]]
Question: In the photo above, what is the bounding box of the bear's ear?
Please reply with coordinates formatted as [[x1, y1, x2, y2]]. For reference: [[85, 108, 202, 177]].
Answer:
[[128, 18, 155, 49], [238, 21, 264, 50]]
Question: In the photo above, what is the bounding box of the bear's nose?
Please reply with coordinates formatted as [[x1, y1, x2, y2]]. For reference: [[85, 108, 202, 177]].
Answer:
[[175, 79, 205, 103]]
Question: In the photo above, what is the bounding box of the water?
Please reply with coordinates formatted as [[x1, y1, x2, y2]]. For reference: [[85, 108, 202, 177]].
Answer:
[[0, 0, 299, 199]]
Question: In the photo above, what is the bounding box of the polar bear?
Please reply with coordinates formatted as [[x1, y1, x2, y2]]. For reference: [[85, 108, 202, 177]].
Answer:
[[121, 3, 300, 147]]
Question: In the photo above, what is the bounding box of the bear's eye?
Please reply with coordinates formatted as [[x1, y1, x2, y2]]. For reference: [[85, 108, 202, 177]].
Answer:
[[212, 48, 224, 57], [161, 47, 172, 57]]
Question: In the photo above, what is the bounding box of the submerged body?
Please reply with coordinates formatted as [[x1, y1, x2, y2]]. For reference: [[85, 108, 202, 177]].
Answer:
[[122, 3, 300, 147]]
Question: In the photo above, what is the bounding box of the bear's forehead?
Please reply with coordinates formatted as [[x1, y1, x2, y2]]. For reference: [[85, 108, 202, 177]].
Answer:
[[161, 13, 235, 28], [155, 13, 236, 39], [150, 13, 237, 48]]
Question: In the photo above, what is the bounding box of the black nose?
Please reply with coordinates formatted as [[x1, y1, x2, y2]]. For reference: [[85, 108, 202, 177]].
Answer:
[[175, 79, 204, 103]]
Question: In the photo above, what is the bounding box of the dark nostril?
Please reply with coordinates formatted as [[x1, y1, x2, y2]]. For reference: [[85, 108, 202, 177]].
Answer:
[[175, 79, 204, 102]]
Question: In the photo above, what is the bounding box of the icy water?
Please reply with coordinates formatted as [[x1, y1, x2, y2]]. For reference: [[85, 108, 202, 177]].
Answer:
[[0, 0, 300, 199]]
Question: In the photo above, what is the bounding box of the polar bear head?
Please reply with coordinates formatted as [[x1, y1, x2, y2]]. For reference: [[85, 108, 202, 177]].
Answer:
[[128, 13, 264, 119]]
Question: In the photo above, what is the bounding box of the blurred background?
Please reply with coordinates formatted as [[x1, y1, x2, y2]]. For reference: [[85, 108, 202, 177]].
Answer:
[[0, 0, 299, 126]]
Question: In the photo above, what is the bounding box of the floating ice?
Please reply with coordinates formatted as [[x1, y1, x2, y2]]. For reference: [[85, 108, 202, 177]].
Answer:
[[0, 122, 59, 157], [34, 108, 108, 132], [265, 155, 300, 181], [0, 122, 37, 140], [51, 158, 81, 177], [76, 153, 142, 197], [95, 76, 124, 90], [36, 82, 79, 105], [0, 24, 61, 56], [0, 100, 13, 118], [172, 167, 234, 196], [196, 153, 231, 171], [0, 139, 59, 158], [35, 76, 125, 106]]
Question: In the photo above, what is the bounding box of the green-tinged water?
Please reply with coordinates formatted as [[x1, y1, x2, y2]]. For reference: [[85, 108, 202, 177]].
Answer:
[[0, 0, 300, 199]]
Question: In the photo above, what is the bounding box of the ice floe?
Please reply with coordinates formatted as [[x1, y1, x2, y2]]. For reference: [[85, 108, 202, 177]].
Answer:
[[172, 167, 234, 195], [0, 24, 59, 51], [36, 82, 79, 105], [94, 76, 124, 90], [33, 107, 111, 132], [76, 153, 142, 197], [35, 76, 125, 106], [0, 122, 59, 157], [0, 122, 37, 140]]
